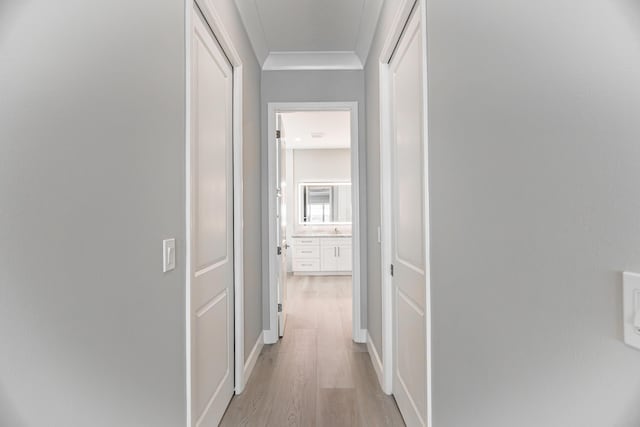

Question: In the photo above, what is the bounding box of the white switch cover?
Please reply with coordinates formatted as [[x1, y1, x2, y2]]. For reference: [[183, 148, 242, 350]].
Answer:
[[623, 272, 640, 350], [163, 238, 176, 273]]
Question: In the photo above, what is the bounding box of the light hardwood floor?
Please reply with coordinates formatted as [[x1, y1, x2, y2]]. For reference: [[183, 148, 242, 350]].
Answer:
[[220, 275, 405, 427]]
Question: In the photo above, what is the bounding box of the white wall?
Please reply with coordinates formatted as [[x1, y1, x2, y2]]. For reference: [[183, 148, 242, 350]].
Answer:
[[366, 0, 640, 424]]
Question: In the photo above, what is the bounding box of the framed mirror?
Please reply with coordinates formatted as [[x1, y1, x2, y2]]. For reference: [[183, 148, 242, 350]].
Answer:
[[299, 182, 352, 224]]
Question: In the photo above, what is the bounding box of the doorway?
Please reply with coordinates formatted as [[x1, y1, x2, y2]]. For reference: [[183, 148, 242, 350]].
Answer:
[[266, 102, 363, 345]]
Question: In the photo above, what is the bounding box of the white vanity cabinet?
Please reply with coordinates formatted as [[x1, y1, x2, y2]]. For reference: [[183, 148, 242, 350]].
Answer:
[[320, 245, 338, 271], [291, 236, 352, 274], [320, 238, 352, 272]]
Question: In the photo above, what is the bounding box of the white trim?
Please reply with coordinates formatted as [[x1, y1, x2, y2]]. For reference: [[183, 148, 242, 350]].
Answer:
[[366, 331, 385, 392], [379, 1, 433, 426], [265, 102, 365, 345], [285, 148, 295, 273], [263, 51, 363, 71], [243, 331, 264, 389], [378, 57, 394, 395], [234, 0, 382, 69], [354, 0, 385, 65], [419, 1, 433, 424], [187, 3, 247, 425], [263, 326, 278, 345], [184, 3, 192, 425], [232, 0, 269, 65]]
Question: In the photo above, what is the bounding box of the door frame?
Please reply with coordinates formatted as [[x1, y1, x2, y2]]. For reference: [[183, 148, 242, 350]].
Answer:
[[378, 0, 432, 425], [185, 1, 247, 425], [265, 101, 365, 344]]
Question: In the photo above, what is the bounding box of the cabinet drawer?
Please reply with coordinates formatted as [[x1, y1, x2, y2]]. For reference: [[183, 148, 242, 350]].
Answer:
[[293, 258, 320, 271], [294, 246, 320, 258], [320, 237, 351, 247], [292, 237, 319, 246]]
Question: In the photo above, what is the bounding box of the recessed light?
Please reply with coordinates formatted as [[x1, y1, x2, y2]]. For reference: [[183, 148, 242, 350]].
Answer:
[[310, 132, 325, 138]]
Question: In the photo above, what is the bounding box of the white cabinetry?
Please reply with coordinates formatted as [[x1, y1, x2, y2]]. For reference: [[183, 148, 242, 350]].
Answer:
[[336, 244, 352, 271], [320, 246, 338, 271], [291, 236, 352, 274]]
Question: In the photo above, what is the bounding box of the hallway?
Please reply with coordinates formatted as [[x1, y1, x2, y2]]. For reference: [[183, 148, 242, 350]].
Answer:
[[220, 276, 404, 426]]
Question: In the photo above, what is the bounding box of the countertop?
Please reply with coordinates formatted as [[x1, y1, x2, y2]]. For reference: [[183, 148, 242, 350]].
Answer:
[[292, 233, 352, 238]]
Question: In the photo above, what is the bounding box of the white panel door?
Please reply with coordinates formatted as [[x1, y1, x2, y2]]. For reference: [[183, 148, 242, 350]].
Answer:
[[390, 5, 428, 426], [190, 7, 234, 427], [276, 115, 288, 337]]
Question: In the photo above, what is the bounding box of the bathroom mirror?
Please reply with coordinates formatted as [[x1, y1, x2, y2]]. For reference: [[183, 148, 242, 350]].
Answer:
[[299, 182, 352, 224]]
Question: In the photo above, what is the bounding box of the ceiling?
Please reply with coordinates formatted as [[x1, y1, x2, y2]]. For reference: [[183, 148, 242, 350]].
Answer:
[[280, 111, 351, 149], [234, 0, 383, 69]]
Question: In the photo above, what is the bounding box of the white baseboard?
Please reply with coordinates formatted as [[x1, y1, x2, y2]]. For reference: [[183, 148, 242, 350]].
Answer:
[[354, 328, 367, 344], [366, 331, 386, 392], [263, 328, 278, 345], [242, 331, 264, 391]]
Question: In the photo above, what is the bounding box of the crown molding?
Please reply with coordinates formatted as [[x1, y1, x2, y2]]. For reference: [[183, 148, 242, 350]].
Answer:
[[262, 51, 363, 71], [233, 0, 269, 64], [354, 0, 384, 65]]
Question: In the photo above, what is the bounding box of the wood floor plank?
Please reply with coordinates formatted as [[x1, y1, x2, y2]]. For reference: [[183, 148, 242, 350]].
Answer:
[[316, 306, 354, 388], [219, 351, 279, 427], [265, 329, 317, 426], [317, 388, 358, 427], [220, 275, 405, 427], [350, 352, 405, 427]]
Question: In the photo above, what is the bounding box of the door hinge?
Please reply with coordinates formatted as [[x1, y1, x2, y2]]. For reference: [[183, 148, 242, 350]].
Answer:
[[278, 303, 283, 312], [277, 246, 282, 255], [275, 130, 281, 139], [390, 264, 394, 277]]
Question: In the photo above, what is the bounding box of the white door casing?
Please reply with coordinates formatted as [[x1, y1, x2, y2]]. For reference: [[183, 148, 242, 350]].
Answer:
[[189, 6, 234, 426], [389, 4, 428, 426], [266, 102, 364, 344]]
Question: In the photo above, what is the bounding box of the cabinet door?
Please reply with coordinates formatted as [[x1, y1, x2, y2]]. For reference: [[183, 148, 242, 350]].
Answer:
[[321, 246, 338, 271], [336, 245, 352, 271]]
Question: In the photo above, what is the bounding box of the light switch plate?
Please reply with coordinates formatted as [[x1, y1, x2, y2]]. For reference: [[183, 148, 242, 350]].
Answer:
[[163, 238, 176, 273], [623, 272, 640, 350]]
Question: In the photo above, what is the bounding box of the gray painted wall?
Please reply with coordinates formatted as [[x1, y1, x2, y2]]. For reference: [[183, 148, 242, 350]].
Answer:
[[367, 0, 640, 424], [427, 0, 640, 425], [363, 0, 403, 359], [260, 70, 367, 328], [241, 59, 263, 360], [0, 1, 186, 425], [0, 0, 262, 425], [206, 0, 264, 363]]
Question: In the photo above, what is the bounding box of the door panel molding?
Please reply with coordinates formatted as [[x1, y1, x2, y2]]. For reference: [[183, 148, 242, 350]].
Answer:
[[195, 258, 230, 278], [195, 289, 228, 317]]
